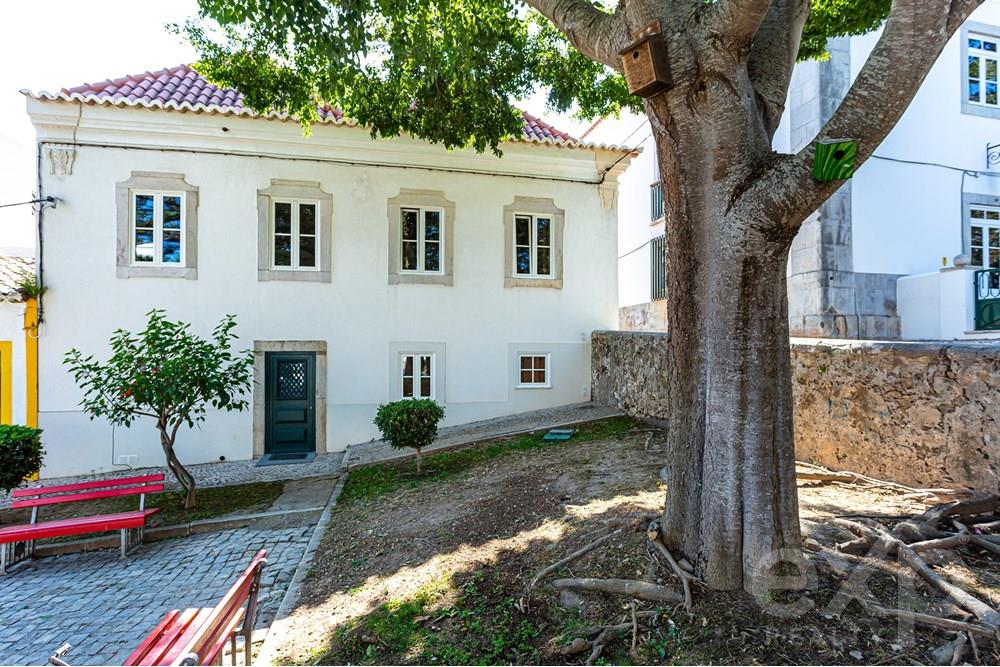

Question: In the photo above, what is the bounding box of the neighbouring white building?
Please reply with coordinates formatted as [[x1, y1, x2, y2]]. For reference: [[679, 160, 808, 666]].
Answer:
[[615, 2, 1000, 341], [23, 65, 633, 478]]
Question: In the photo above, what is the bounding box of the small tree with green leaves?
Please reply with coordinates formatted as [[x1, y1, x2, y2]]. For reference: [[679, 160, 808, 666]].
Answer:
[[373, 399, 445, 474], [0, 425, 44, 494], [64, 310, 253, 509]]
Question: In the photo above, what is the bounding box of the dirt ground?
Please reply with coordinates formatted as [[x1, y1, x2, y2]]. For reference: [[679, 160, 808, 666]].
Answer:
[[274, 420, 1000, 665]]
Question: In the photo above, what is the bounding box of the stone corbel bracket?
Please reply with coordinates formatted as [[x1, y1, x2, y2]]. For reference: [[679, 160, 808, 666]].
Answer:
[[46, 144, 77, 176]]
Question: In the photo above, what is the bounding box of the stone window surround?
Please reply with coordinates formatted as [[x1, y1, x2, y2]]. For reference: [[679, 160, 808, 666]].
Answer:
[[116, 172, 199, 279], [962, 192, 1000, 263], [258, 180, 333, 282], [961, 22, 1000, 119], [503, 197, 565, 289], [252, 340, 327, 457], [509, 345, 553, 391], [387, 341, 447, 402], [387, 189, 455, 286]]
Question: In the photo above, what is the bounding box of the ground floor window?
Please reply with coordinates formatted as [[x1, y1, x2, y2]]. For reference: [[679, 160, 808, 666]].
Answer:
[[518, 354, 550, 388], [401, 353, 434, 399]]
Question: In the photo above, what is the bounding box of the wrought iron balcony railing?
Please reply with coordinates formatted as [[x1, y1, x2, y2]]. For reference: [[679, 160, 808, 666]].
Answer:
[[650, 234, 667, 302], [974, 268, 1000, 330], [650, 182, 664, 222]]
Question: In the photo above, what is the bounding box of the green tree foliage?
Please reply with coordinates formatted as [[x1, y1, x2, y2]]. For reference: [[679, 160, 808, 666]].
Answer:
[[183, 0, 891, 152], [0, 425, 44, 494], [373, 399, 445, 473], [64, 310, 253, 508]]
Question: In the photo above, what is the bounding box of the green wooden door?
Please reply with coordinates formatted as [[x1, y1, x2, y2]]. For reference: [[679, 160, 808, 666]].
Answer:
[[265, 352, 316, 454]]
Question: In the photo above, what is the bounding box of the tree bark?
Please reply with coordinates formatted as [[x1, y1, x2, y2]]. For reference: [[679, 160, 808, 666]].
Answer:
[[158, 419, 197, 509], [646, 55, 802, 593]]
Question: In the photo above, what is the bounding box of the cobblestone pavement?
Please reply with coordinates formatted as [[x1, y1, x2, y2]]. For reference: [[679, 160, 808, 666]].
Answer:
[[0, 526, 312, 666], [344, 401, 623, 468], [1, 452, 345, 507]]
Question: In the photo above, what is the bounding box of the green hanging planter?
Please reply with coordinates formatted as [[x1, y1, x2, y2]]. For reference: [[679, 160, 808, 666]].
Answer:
[[813, 139, 858, 182]]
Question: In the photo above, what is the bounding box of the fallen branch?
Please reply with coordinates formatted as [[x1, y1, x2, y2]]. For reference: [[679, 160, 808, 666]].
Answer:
[[552, 577, 683, 603], [950, 632, 967, 666], [526, 528, 623, 593], [866, 604, 998, 638], [794, 462, 960, 498]]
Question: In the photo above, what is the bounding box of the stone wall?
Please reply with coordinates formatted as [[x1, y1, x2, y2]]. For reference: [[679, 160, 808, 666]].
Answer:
[[591, 330, 1000, 492]]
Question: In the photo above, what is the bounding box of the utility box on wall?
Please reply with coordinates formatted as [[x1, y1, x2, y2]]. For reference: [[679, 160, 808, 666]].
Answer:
[[619, 21, 672, 98]]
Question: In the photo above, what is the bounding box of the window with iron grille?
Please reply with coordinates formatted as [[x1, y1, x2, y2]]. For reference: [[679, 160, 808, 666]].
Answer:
[[650, 234, 667, 301]]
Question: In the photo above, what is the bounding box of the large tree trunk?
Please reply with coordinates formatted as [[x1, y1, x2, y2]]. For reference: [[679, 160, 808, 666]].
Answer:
[[158, 421, 197, 509], [646, 69, 803, 594]]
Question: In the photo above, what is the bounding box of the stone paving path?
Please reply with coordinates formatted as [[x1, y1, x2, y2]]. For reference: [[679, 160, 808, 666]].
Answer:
[[343, 401, 623, 468], [0, 526, 311, 666]]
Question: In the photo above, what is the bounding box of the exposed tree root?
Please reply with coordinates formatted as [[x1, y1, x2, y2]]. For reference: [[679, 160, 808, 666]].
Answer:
[[865, 604, 998, 638], [646, 519, 699, 611], [557, 611, 661, 665], [551, 578, 683, 603]]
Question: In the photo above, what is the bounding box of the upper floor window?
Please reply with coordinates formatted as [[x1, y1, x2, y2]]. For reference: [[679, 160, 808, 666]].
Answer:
[[400, 208, 443, 274], [968, 34, 999, 109], [272, 200, 319, 270], [514, 214, 552, 278], [970, 205, 1000, 270], [401, 353, 434, 399], [256, 180, 332, 283], [132, 192, 184, 265]]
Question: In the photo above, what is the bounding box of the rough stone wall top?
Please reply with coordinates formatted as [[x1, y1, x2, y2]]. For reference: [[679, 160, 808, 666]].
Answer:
[[592, 331, 1000, 492]]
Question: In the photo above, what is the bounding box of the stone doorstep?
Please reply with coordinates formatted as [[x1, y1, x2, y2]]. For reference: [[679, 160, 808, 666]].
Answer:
[[345, 411, 625, 469], [30, 506, 326, 559]]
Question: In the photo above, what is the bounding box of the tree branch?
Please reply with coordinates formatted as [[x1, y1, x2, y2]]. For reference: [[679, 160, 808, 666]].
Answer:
[[706, 0, 774, 50], [524, 0, 630, 70], [747, 0, 810, 137], [741, 0, 985, 227]]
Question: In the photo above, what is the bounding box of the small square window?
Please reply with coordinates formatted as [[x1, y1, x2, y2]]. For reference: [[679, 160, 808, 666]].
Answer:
[[517, 354, 550, 388]]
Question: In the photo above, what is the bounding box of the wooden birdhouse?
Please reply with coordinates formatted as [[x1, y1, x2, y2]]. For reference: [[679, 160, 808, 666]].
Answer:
[[619, 21, 672, 98]]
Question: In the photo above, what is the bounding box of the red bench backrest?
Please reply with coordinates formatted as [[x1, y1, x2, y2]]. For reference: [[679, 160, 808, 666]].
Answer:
[[174, 549, 268, 665], [10, 473, 165, 510]]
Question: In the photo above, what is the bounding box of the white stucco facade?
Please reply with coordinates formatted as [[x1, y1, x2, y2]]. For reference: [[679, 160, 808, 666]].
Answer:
[[615, 2, 1000, 341], [27, 99, 629, 478]]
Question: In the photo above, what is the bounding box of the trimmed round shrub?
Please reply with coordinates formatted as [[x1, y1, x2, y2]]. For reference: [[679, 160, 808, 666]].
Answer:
[[0, 425, 44, 493], [373, 399, 445, 473]]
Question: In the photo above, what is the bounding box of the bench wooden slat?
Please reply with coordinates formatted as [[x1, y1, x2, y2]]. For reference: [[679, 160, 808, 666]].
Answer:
[[124, 610, 181, 666], [198, 607, 245, 667], [11, 484, 165, 510], [12, 473, 164, 498], [0, 509, 160, 543], [135, 608, 213, 666]]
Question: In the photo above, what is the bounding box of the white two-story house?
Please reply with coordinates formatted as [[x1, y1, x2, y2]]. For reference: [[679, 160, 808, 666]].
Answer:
[[23, 65, 633, 478], [614, 2, 1000, 341]]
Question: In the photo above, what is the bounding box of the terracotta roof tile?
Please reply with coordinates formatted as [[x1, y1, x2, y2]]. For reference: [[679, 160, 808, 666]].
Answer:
[[40, 65, 578, 144]]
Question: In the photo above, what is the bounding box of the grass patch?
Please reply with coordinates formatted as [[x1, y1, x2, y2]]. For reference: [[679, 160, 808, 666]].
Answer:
[[340, 415, 638, 505], [0, 480, 285, 531], [313, 568, 542, 665]]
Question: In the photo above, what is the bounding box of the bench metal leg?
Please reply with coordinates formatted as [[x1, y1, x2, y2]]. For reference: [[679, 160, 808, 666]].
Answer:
[[1, 541, 34, 575], [120, 526, 146, 559]]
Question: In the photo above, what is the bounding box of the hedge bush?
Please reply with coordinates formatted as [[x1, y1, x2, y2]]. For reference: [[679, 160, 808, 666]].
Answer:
[[373, 399, 444, 473], [0, 425, 44, 493]]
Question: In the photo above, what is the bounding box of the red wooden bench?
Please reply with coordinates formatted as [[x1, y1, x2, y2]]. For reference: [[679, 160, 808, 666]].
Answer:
[[0, 473, 164, 574], [123, 549, 268, 666]]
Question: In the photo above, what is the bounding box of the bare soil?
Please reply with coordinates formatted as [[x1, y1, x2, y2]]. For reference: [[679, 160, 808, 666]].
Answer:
[[275, 421, 1000, 665]]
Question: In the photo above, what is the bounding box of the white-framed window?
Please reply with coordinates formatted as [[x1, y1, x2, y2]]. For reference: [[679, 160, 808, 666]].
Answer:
[[271, 199, 319, 270], [517, 354, 550, 388], [968, 34, 999, 108], [131, 192, 185, 265], [514, 214, 553, 278], [400, 208, 444, 274], [401, 353, 435, 399], [970, 205, 1000, 270]]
